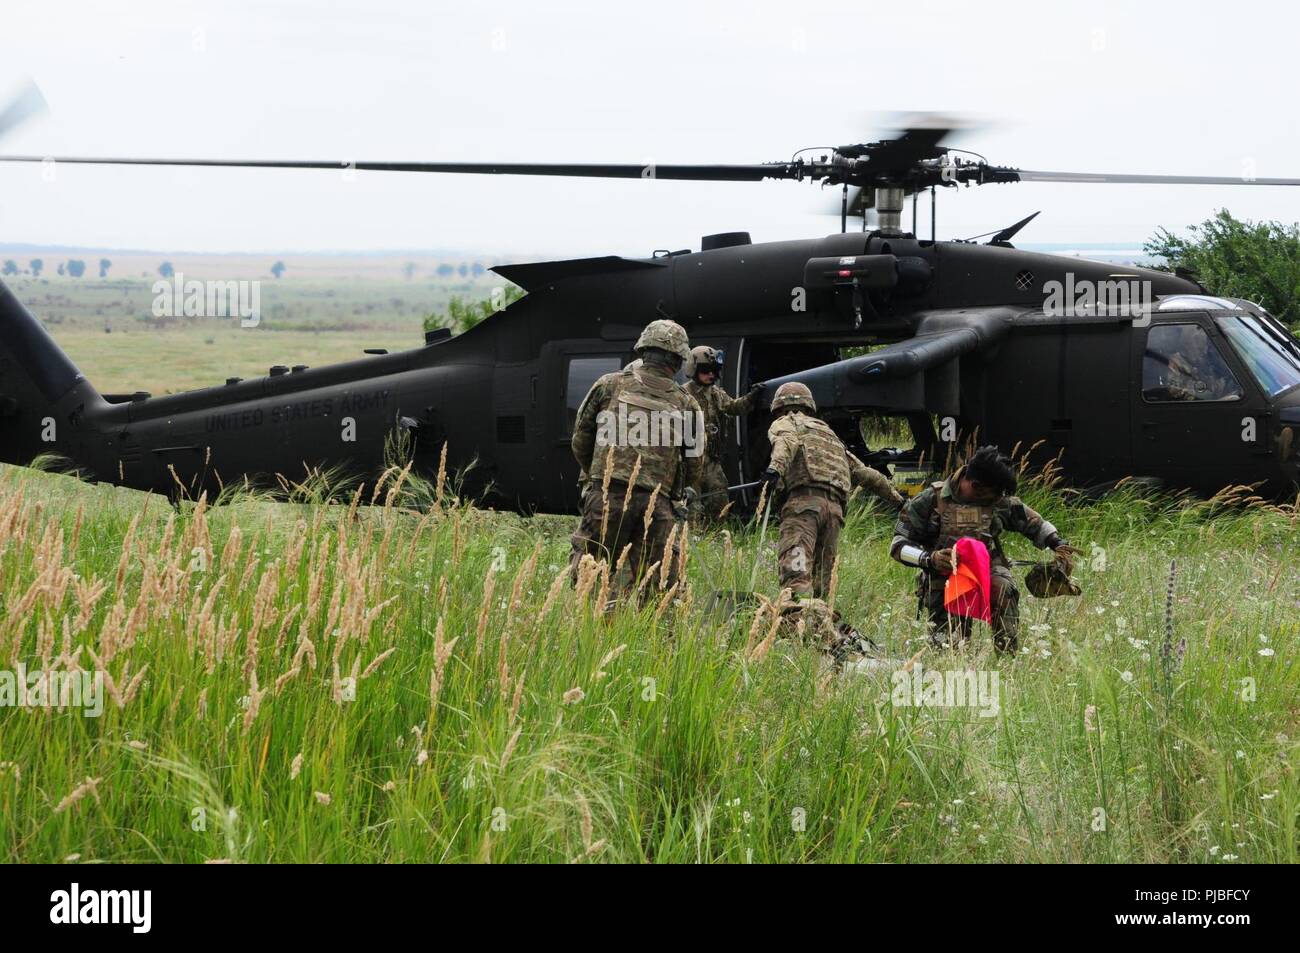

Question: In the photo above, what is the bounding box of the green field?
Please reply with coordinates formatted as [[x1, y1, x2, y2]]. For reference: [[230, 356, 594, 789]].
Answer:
[[50, 327, 423, 397], [3, 256, 1297, 863], [0, 461, 1296, 863], [6, 265, 509, 395]]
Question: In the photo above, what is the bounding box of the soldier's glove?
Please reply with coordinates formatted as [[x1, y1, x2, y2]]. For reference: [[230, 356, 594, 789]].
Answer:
[[747, 382, 766, 400], [929, 548, 955, 575], [760, 468, 781, 492], [1053, 543, 1078, 575], [673, 487, 698, 520]]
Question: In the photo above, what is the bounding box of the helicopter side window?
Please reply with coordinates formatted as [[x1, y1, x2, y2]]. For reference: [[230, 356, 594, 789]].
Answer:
[[565, 356, 623, 432], [1142, 324, 1243, 403]]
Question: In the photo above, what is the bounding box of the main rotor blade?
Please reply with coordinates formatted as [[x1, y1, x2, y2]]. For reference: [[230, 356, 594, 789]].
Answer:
[[0, 80, 49, 144], [861, 125, 951, 169], [0, 155, 795, 182], [1015, 168, 1300, 186]]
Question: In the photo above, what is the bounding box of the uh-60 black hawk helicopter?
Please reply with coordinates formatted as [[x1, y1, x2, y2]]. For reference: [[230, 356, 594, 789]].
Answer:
[[4, 113, 1300, 513]]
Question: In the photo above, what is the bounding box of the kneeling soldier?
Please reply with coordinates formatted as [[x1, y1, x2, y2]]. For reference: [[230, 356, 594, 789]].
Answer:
[[761, 382, 903, 625], [889, 445, 1075, 653]]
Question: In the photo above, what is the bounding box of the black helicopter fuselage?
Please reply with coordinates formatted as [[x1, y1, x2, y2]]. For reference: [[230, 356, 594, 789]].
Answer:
[[3, 230, 1299, 510]]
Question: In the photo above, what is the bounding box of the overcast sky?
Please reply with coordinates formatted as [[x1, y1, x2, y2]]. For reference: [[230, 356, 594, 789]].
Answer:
[[0, 0, 1296, 259]]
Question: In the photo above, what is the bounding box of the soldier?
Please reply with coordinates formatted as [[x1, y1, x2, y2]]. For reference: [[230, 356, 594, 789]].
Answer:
[[683, 345, 763, 520], [568, 356, 662, 582], [889, 445, 1076, 653], [1164, 328, 1239, 401], [569, 319, 704, 595], [574, 358, 645, 504], [760, 382, 903, 639]]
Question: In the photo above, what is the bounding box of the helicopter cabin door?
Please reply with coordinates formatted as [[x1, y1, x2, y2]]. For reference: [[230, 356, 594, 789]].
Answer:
[[550, 345, 628, 509], [1132, 316, 1269, 494]]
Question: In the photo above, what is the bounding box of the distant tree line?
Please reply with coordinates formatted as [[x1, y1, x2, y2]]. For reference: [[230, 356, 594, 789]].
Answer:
[[1, 257, 112, 278], [0, 258, 289, 280], [1, 255, 497, 283], [401, 260, 493, 281]]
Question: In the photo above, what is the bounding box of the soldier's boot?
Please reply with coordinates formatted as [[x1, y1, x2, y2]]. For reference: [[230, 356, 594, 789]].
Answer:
[[930, 627, 955, 651], [991, 589, 1021, 655], [778, 596, 837, 650], [929, 613, 972, 651], [775, 588, 813, 630]]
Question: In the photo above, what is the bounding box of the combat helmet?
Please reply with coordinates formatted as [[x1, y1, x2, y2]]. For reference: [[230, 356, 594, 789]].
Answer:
[[634, 319, 691, 364], [1025, 561, 1082, 598], [770, 381, 816, 413], [687, 345, 723, 379]]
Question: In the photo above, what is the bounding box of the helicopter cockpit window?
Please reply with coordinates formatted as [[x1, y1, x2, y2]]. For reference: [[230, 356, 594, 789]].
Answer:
[[565, 356, 623, 431], [1216, 314, 1300, 398], [1142, 324, 1243, 403]]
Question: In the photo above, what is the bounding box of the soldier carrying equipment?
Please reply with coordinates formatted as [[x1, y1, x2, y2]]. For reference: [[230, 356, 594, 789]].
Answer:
[[568, 319, 704, 597], [889, 444, 1077, 653], [683, 345, 764, 521], [762, 381, 903, 647]]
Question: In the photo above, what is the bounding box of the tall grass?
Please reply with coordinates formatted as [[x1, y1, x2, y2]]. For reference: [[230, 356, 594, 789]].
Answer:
[[0, 460, 1296, 863]]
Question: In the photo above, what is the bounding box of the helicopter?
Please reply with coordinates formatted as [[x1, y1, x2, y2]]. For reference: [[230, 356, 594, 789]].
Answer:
[[4, 105, 1300, 513]]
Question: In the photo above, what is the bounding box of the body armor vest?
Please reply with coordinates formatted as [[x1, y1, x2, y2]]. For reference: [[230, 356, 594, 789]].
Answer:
[[685, 382, 724, 462], [932, 482, 1003, 556], [787, 414, 851, 494], [591, 367, 696, 492]]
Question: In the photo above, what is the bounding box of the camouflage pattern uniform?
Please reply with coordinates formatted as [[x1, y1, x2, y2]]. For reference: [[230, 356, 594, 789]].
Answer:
[[1166, 351, 1238, 401], [890, 466, 1064, 652], [684, 375, 758, 519], [765, 383, 903, 601], [569, 321, 703, 594]]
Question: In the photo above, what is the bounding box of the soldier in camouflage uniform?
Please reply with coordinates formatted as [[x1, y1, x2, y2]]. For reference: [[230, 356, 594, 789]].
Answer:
[[1165, 331, 1239, 401], [889, 445, 1076, 653], [575, 358, 645, 504], [569, 319, 704, 595], [760, 382, 903, 644], [683, 345, 763, 520]]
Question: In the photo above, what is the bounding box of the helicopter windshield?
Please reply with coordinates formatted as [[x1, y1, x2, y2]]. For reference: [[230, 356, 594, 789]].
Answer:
[[1216, 314, 1300, 398]]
